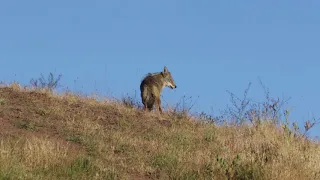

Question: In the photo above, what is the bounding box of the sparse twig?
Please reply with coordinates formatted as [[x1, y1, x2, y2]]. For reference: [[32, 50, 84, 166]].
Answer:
[[225, 82, 252, 125]]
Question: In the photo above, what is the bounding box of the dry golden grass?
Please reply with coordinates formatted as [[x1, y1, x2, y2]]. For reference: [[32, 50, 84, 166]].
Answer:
[[0, 83, 319, 179]]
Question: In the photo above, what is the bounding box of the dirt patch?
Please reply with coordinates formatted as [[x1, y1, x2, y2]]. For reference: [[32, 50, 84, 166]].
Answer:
[[157, 119, 172, 127], [0, 117, 18, 136]]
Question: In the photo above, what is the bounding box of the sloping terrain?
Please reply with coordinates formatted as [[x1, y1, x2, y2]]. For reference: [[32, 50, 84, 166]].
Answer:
[[0, 84, 320, 180]]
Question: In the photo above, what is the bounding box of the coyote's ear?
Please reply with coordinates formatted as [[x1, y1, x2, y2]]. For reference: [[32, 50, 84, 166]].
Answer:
[[163, 66, 168, 73]]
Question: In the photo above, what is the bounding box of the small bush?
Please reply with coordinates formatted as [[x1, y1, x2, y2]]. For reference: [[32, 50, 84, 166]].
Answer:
[[121, 92, 143, 109], [30, 72, 62, 92]]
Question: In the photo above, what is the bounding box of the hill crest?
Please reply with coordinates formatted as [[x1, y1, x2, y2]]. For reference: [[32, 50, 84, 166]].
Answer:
[[0, 83, 319, 180]]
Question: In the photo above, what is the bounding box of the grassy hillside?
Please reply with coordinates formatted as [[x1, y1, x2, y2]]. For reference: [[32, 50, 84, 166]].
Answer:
[[0, 83, 320, 180]]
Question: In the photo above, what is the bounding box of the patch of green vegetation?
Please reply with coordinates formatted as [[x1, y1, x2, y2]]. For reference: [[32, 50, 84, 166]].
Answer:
[[68, 156, 91, 175], [0, 98, 7, 105], [152, 153, 178, 169], [35, 107, 51, 116], [66, 136, 82, 143], [167, 131, 194, 149], [203, 127, 217, 142], [114, 143, 131, 154], [216, 154, 264, 180], [0, 166, 26, 180], [14, 120, 38, 131]]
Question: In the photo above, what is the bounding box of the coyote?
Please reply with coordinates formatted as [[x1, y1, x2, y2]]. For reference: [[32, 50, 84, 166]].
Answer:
[[140, 66, 177, 113]]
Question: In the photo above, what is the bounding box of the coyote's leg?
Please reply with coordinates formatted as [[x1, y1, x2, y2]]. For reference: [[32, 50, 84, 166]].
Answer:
[[143, 103, 148, 111], [159, 99, 163, 113], [155, 97, 162, 113], [141, 87, 150, 112]]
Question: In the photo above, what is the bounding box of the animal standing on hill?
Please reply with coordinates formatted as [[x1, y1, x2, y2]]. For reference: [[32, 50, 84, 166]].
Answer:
[[140, 66, 177, 113]]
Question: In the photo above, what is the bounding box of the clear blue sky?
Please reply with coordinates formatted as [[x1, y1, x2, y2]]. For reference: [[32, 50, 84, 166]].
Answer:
[[1, 1, 319, 138]]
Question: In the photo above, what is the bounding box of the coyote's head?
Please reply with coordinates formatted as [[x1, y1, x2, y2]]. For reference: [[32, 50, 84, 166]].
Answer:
[[162, 66, 177, 89]]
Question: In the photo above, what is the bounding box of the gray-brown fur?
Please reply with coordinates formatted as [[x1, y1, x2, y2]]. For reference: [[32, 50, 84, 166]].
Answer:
[[140, 66, 177, 113]]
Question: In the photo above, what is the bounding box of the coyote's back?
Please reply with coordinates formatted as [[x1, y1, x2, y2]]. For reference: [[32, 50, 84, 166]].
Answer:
[[140, 66, 177, 113]]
